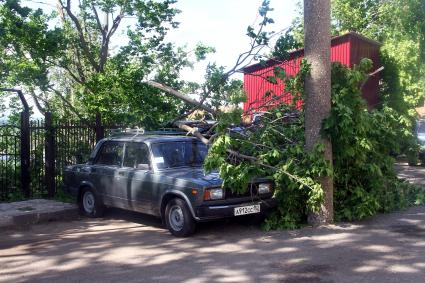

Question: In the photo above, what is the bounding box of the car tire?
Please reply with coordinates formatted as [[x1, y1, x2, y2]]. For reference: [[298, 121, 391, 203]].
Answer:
[[165, 198, 196, 237], [78, 187, 105, 218]]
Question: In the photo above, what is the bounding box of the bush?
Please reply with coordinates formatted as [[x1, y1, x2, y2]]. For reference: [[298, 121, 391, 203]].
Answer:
[[325, 60, 422, 221]]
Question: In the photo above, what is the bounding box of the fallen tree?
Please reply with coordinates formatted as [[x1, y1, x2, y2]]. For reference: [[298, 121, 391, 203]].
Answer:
[[147, 57, 424, 230], [143, 1, 423, 229]]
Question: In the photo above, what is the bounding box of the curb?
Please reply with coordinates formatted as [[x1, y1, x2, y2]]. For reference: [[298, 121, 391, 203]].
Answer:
[[0, 199, 80, 230]]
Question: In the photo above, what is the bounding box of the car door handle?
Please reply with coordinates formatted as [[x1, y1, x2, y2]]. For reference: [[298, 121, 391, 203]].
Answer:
[[118, 171, 125, 176]]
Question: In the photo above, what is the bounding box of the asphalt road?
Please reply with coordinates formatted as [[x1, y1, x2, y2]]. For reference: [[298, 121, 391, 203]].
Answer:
[[1, 164, 425, 283]]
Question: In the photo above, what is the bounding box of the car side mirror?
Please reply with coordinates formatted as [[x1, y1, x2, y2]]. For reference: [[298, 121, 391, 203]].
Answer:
[[137, 163, 150, 170]]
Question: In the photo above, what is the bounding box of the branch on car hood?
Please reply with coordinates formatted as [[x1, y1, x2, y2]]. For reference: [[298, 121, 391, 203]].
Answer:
[[174, 123, 314, 190], [174, 123, 271, 167]]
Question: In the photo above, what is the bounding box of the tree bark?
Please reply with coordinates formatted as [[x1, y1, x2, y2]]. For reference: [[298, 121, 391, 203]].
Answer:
[[304, 0, 334, 225]]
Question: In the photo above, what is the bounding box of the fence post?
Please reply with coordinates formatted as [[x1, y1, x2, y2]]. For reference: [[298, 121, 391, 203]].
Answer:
[[45, 112, 55, 198], [20, 111, 30, 198], [95, 112, 104, 142]]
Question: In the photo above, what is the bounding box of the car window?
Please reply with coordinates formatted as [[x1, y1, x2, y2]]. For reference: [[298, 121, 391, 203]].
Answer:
[[95, 142, 124, 166], [123, 143, 150, 168], [151, 141, 207, 169]]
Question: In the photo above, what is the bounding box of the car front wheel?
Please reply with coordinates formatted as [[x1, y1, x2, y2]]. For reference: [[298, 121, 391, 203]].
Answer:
[[79, 187, 105, 218], [165, 198, 196, 237]]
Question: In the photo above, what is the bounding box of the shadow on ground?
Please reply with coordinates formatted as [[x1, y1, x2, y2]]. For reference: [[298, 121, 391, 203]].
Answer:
[[395, 162, 425, 188], [1, 204, 425, 282]]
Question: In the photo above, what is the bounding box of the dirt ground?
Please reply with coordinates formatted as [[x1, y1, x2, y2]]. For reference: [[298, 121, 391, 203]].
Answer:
[[1, 164, 425, 283], [396, 162, 425, 188]]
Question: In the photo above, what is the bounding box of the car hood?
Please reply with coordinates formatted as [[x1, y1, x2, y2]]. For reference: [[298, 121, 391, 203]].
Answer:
[[160, 167, 222, 187]]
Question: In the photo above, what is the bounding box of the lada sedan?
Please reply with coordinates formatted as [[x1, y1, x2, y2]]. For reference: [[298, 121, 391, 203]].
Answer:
[[63, 133, 276, 237]]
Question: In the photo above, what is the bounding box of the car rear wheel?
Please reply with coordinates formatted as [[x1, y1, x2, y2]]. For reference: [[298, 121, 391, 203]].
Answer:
[[79, 187, 105, 218], [165, 198, 196, 237]]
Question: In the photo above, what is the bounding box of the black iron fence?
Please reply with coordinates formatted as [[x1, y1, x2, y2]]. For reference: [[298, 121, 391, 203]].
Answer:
[[0, 112, 123, 201], [0, 124, 20, 200]]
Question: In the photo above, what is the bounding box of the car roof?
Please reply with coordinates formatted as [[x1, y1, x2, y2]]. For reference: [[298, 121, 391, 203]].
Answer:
[[102, 135, 201, 144]]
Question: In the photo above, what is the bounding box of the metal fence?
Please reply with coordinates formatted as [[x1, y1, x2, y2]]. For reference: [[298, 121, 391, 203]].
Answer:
[[0, 112, 123, 201], [0, 124, 20, 200]]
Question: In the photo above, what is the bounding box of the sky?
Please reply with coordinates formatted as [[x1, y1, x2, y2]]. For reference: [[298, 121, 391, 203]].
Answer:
[[14, 0, 299, 117], [165, 0, 300, 82], [23, 0, 300, 82]]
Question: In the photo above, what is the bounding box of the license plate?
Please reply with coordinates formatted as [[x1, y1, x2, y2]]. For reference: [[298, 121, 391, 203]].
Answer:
[[234, 204, 261, 216]]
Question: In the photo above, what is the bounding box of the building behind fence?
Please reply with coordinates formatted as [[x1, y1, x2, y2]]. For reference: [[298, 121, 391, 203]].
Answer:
[[0, 112, 122, 201]]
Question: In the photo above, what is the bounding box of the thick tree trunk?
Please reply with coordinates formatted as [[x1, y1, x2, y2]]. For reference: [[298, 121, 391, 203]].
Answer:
[[304, 0, 334, 225]]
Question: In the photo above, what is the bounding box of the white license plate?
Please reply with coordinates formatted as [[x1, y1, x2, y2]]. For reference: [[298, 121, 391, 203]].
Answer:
[[234, 204, 261, 216]]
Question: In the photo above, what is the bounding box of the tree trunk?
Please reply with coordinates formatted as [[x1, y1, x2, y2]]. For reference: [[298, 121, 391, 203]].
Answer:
[[304, 0, 334, 225]]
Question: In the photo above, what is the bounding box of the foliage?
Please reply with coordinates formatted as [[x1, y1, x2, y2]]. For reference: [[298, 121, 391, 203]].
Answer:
[[272, 28, 302, 60], [0, 0, 65, 116], [331, 0, 425, 110], [324, 59, 422, 220], [205, 60, 330, 229], [205, 58, 424, 229], [0, 0, 214, 127], [0, 1, 64, 88]]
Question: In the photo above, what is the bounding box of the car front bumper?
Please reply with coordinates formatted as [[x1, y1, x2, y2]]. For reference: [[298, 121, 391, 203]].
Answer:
[[195, 198, 277, 221]]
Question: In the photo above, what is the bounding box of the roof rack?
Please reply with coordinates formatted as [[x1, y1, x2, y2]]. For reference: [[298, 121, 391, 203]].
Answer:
[[108, 127, 187, 138], [109, 127, 145, 138]]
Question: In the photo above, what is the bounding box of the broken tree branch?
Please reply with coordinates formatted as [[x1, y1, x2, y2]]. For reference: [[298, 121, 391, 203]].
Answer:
[[173, 121, 210, 144], [146, 81, 218, 116], [360, 66, 384, 89], [177, 123, 314, 190]]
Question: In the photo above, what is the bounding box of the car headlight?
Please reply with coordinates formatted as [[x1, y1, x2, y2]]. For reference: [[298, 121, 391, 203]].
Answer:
[[258, 183, 272, 194], [204, 188, 224, 200]]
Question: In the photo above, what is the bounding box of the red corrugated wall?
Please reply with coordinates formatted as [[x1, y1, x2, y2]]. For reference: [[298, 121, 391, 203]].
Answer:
[[350, 35, 381, 108], [243, 33, 380, 113]]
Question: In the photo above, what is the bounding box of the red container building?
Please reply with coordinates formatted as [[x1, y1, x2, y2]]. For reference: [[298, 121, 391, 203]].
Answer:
[[242, 32, 381, 113]]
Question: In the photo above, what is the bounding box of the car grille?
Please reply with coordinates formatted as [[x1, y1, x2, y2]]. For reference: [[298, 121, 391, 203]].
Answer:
[[225, 184, 259, 199]]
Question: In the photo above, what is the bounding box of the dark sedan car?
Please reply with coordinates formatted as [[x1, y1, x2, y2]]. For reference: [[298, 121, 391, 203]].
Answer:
[[63, 133, 276, 237]]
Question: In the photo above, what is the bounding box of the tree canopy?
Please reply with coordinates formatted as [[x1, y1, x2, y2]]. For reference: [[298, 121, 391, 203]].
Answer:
[[0, 0, 216, 126]]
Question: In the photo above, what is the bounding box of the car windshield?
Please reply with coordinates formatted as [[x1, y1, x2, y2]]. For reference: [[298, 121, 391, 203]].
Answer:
[[151, 141, 208, 169]]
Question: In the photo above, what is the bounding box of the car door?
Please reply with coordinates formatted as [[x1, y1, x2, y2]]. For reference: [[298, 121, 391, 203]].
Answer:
[[92, 141, 125, 207], [115, 142, 154, 213]]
